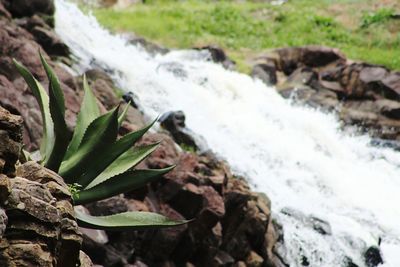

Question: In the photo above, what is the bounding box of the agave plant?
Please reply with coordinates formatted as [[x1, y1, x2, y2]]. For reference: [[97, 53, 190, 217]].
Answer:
[[13, 53, 187, 230]]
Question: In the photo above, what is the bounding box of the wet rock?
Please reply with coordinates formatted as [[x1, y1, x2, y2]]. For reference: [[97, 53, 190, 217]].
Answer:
[[309, 216, 332, 235], [281, 208, 332, 235], [159, 111, 199, 151], [123, 91, 139, 109], [196, 45, 236, 70], [126, 34, 169, 55], [364, 246, 383, 267], [252, 63, 278, 86]]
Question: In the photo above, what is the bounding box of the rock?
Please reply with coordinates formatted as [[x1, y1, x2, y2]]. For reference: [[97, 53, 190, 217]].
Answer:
[[285, 67, 319, 87], [122, 91, 139, 109], [309, 216, 332, 235], [85, 69, 120, 110], [364, 246, 383, 267], [252, 63, 278, 86], [382, 72, 400, 96], [275, 46, 345, 75], [0, 208, 7, 239], [31, 26, 70, 57], [126, 34, 169, 55], [0, 2, 11, 19], [80, 251, 95, 267], [213, 250, 235, 266], [1, 169, 82, 267], [0, 107, 23, 176], [86, 195, 128, 216], [75, 206, 109, 243], [2, 0, 55, 18], [159, 111, 199, 151], [139, 132, 181, 169], [196, 45, 236, 70], [246, 251, 264, 267]]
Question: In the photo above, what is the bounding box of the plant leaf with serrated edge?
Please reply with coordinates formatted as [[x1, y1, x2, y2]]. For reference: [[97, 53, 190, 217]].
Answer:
[[39, 52, 65, 115], [73, 166, 174, 205], [85, 143, 160, 189], [59, 107, 119, 183], [40, 53, 71, 171], [13, 59, 54, 162], [75, 209, 187, 230], [64, 75, 100, 160], [75, 119, 157, 188], [118, 102, 130, 127]]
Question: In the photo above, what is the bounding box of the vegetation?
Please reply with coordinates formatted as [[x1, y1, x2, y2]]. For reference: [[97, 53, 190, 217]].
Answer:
[[92, 0, 400, 72], [14, 53, 187, 230]]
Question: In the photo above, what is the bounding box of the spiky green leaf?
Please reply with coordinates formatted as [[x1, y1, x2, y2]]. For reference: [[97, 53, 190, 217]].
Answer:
[[75, 120, 157, 188], [64, 75, 100, 160], [75, 209, 187, 230], [13, 59, 54, 162], [40, 53, 71, 171], [73, 166, 174, 205], [39, 52, 65, 115], [59, 107, 119, 183], [118, 102, 130, 127]]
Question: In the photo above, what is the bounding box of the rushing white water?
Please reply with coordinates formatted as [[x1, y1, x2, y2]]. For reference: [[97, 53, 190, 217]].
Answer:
[[55, 1, 400, 266]]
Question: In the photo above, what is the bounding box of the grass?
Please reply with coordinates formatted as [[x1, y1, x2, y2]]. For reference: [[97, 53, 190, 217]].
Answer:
[[91, 0, 400, 73]]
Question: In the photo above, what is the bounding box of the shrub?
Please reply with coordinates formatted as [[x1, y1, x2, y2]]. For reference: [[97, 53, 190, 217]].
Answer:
[[14, 53, 187, 230], [361, 8, 395, 28]]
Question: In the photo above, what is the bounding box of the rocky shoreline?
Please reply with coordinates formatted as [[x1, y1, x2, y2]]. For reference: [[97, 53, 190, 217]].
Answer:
[[252, 46, 400, 143]]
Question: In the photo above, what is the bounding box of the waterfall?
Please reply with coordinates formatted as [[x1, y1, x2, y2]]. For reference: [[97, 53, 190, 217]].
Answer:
[[54, 1, 400, 266]]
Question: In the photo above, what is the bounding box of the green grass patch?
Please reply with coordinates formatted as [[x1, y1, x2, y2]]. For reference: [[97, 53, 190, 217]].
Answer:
[[92, 0, 400, 72]]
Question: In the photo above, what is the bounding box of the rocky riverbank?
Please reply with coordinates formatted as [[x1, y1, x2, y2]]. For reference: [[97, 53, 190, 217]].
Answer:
[[0, 1, 282, 266], [252, 46, 400, 143]]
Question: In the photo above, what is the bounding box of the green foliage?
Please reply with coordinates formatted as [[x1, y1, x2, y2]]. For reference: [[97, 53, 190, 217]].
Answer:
[[92, 0, 400, 71], [361, 8, 395, 28], [179, 143, 196, 153], [14, 54, 187, 230]]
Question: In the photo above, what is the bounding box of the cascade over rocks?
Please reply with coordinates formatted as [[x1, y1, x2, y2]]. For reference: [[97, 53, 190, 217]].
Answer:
[[254, 45, 400, 141]]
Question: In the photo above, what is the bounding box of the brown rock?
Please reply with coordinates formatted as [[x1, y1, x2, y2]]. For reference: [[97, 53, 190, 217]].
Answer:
[[31, 26, 70, 57], [246, 251, 264, 267], [0, 2, 11, 19], [273, 46, 345, 75], [251, 63, 277, 86], [2, 0, 55, 18], [80, 251, 95, 267], [382, 72, 400, 96]]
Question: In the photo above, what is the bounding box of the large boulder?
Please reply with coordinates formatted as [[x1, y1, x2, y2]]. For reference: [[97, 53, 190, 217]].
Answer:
[[0, 106, 83, 267]]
